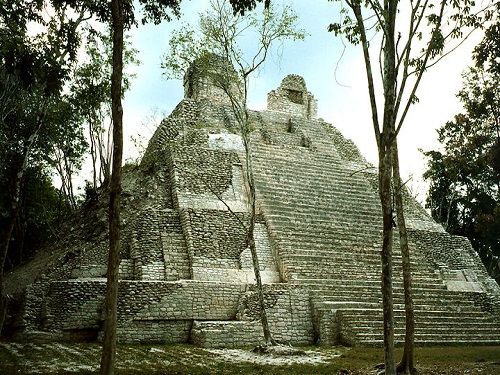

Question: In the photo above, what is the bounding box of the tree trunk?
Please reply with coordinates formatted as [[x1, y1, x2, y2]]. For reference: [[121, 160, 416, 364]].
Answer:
[[379, 140, 396, 375], [0, 208, 19, 335], [245, 156, 274, 345], [392, 143, 416, 375], [0, 153, 26, 335], [241, 105, 274, 344], [99, 0, 124, 374], [380, 2, 398, 373], [0, 101, 45, 335], [89, 119, 98, 190]]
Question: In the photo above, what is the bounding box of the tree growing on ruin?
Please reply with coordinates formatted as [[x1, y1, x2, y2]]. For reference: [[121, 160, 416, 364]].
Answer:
[[328, 1, 499, 373], [162, 0, 304, 345]]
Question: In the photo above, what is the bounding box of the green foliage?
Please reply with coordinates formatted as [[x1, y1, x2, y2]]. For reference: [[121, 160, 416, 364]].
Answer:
[[50, 0, 181, 29], [327, 0, 498, 137], [0, 165, 73, 271], [162, 0, 304, 82], [0, 1, 92, 271], [424, 23, 500, 281], [69, 28, 139, 189], [228, 0, 270, 15]]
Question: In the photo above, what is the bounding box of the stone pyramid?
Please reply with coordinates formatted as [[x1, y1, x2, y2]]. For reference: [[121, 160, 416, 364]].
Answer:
[[9, 57, 500, 347]]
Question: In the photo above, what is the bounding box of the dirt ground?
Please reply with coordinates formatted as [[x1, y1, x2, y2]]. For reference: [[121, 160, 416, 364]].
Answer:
[[0, 342, 499, 374]]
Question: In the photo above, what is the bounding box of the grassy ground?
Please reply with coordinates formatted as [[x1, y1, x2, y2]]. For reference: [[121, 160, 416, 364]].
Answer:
[[0, 342, 499, 374]]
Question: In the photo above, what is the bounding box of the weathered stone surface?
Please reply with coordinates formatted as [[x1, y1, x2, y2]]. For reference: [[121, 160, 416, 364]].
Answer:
[[10, 57, 500, 347]]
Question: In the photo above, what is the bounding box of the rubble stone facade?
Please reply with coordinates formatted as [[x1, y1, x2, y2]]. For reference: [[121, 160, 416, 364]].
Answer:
[[9, 58, 500, 347]]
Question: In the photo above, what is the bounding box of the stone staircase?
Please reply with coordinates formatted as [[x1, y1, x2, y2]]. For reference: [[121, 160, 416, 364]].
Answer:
[[130, 210, 191, 281], [251, 141, 500, 346], [160, 215, 191, 281]]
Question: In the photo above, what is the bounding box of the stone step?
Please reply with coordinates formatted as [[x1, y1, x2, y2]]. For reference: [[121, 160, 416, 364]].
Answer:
[[353, 333, 500, 344], [255, 168, 369, 187], [267, 217, 384, 239], [279, 249, 433, 271], [254, 172, 375, 193], [307, 291, 477, 308], [252, 143, 341, 161], [282, 251, 430, 269], [265, 211, 383, 228], [285, 263, 437, 280], [284, 264, 435, 280], [263, 208, 382, 228], [261, 202, 381, 221], [252, 147, 342, 164], [272, 229, 405, 250], [255, 175, 373, 198], [253, 157, 372, 182], [274, 234, 383, 251], [347, 320, 500, 332], [253, 164, 372, 184], [356, 338, 500, 346], [292, 279, 447, 292], [312, 298, 479, 314], [310, 288, 474, 304], [259, 195, 381, 216], [314, 298, 481, 314], [336, 308, 494, 322], [348, 316, 500, 329]]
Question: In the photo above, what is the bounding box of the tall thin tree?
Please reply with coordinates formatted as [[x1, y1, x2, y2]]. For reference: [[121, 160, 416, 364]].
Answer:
[[97, 1, 181, 373], [163, 0, 304, 345], [329, 1, 497, 373]]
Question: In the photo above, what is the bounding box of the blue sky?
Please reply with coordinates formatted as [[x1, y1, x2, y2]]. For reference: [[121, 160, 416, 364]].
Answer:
[[122, 0, 481, 201]]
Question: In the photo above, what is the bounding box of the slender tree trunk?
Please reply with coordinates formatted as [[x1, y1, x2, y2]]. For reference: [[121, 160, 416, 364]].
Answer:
[[15, 213, 26, 266], [0, 199, 20, 335], [244, 146, 274, 345], [229, 85, 274, 345], [89, 120, 98, 190], [99, 0, 123, 373], [63, 153, 76, 208], [380, 2, 398, 372], [0, 100, 46, 335], [393, 143, 416, 375], [379, 139, 396, 375], [0, 155, 27, 334]]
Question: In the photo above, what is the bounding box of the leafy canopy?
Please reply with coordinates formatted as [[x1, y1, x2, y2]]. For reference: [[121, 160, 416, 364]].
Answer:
[[423, 22, 500, 281]]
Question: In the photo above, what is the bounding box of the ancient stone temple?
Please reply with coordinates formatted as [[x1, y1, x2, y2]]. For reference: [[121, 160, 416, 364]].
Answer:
[[7, 58, 500, 347]]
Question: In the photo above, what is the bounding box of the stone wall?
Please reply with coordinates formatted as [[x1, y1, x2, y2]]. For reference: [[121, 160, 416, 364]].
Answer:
[[190, 321, 262, 348], [267, 75, 317, 119], [183, 55, 241, 106], [45, 280, 105, 332], [170, 144, 247, 212], [410, 229, 487, 273], [187, 208, 248, 266], [238, 284, 313, 344], [171, 145, 240, 195]]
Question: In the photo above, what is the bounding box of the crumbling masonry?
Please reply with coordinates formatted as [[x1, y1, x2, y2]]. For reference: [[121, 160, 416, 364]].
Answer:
[[9, 59, 500, 346]]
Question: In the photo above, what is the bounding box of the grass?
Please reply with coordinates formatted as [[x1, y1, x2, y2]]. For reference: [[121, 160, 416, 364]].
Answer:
[[0, 342, 499, 374]]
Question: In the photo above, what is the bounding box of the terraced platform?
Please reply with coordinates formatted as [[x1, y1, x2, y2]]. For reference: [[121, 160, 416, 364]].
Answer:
[[7, 60, 500, 347], [250, 124, 500, 346]]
